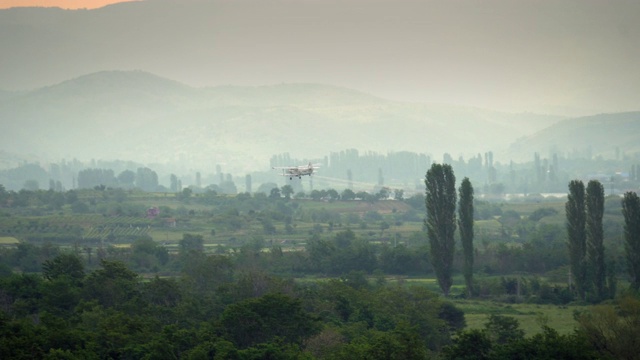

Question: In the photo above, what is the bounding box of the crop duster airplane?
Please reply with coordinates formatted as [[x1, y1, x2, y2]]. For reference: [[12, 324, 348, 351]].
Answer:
[[273, 162, 320, 180]]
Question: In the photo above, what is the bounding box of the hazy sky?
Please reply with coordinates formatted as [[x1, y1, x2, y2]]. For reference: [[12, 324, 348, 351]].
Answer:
[[1, 0, 639, 116], [0, 0, 130, 9], [0, 0, 638, 173]]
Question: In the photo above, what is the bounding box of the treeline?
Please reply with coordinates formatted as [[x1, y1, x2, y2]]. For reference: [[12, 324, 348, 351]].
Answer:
[[0, 247, 466, 359], [3, 147, 640, 197], [0, 229, 615, 308], [425, 163, 640, 303], [1, 182, 636, 305], [420, 162, 640, 305], [3, 242, 639, 359], [77, 167, 159, 191]]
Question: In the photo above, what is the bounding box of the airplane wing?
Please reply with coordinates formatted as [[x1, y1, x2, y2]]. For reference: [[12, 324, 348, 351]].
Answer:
[[296, 163, 321, 169]]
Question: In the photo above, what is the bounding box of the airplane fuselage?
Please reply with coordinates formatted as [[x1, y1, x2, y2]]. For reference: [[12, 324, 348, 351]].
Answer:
[[284, 167, 313, 179], [274, 162, 319, 180]]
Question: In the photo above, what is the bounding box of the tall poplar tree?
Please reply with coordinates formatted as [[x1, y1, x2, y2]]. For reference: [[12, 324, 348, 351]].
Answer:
[[586, 180, 606, 300], [425, 163, 457, 296], [622, 191, 640, 291], [566, 180, 587, 300], [458, 177, 474, 297]]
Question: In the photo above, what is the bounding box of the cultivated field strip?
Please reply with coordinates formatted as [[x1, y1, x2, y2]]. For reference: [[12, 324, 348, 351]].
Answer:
[[0, 214, 152, 242]]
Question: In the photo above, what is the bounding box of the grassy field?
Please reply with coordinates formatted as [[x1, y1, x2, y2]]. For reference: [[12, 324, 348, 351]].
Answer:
[[0, 194, 574, 248], [396, 274, 582, 336], [454, 300, 581, 336], [0, 237, 20, 245]]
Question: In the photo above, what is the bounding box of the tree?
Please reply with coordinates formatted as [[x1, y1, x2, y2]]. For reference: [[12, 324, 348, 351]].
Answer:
[[130, 237, 169, 271], [179, 233, 204, 256], [586, 180, 606, 300], [281, 185, 294, 200], [622, 191, 640, 291], [0, 184, 8, 205], [424, 163, 457, 296], [366, 322, 429, 360], [256, 182, 278, 195], [341, 188, 356, 201], [219, 180, 238, 195], [484, 315, 524, 345], [42, 253, 85, 284], [577, 295, 640, 359], [493, 327, 598, 360], [310, 189, 326, 201], [180, 187, 192, 202], [182, 254, 234, 294], [169, 174, 179, 192], [135, 167, 159, 192], [117, 170, 136, 189], [221, 293, 319, 348], [245, 174, 252, 193], [376, 186, 390, 200], [83, 259, 139, 308], [262, 218, 276, 235], [269, 187, 281, 199], [326, 189, 340, 201], [458, 177, 474, 298], [440, 329, 492, 360], [78, 168, 116, 189], [566, 180, 587, 300]]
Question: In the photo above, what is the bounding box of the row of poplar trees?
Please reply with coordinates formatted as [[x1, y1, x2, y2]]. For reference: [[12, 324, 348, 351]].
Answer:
[[567, 180, 640, 301], [566, 180, 609, 301], [424, 163, 474, 297], [425, 163, 640, 300]]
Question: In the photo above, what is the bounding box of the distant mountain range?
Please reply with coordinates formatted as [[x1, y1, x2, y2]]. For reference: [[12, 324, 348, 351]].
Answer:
[[508, 112, 640, 161], [1, 0, 639, 115], [0, 70, 597, 173]]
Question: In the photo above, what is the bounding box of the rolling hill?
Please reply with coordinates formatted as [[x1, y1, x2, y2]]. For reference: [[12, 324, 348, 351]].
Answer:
[[0, 71, 567, 173], [1, 0, 638, 115], [508, 112, 640, 160]]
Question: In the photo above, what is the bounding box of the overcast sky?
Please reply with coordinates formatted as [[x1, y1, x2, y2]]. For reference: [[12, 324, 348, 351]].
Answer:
[[1, 0, 639, 116]]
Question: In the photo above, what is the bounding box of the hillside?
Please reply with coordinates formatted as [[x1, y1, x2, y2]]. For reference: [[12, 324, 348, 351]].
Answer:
[[1, 0, 639, 114], [508, 112, 640, 160], [0, 71, 564, 172]]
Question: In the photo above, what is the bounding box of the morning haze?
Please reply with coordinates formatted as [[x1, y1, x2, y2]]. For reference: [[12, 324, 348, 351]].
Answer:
[[0, 0, 639, 174], [2, 3, 640, 358], [1, 0, 638, 114]]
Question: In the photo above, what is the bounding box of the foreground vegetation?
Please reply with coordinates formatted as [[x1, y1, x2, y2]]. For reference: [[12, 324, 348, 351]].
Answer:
[[1, 184, 639, 359]]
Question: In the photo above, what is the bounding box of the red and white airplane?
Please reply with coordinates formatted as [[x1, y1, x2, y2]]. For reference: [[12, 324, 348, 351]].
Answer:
[[273, 162, 320, 179]]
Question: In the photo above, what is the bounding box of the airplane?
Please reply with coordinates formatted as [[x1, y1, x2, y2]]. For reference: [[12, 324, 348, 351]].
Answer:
[[272, 162, 320, 180]]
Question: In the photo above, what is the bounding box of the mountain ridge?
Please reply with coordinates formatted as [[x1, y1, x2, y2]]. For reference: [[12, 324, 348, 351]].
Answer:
[[508, 112, 640, 160], [3, 70, 635, 174], [2, 0, 638, 114]]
